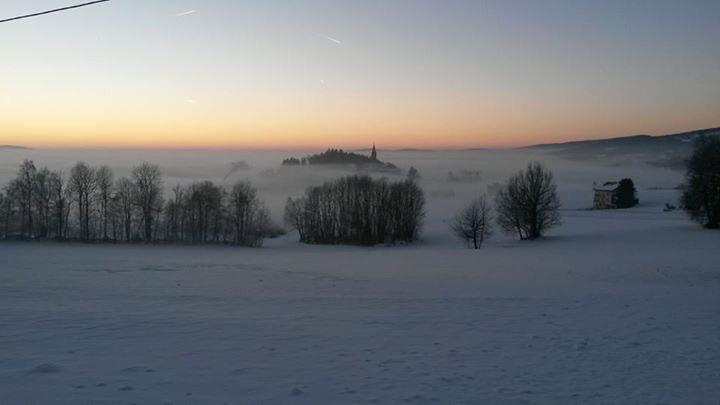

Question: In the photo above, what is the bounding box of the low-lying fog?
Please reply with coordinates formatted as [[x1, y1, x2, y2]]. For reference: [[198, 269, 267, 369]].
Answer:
[[0, 148, 684, 241]]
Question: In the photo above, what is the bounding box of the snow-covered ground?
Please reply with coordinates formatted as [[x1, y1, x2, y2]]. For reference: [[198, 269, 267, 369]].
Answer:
[[1, 149, 719, 403]]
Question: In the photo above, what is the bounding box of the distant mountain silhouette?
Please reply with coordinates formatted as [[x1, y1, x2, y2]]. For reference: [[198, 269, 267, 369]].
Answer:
[[0, 145, 30, 150], [524, 126, 720, 169]]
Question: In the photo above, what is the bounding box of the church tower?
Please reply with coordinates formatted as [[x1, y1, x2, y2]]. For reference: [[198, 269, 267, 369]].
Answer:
[[371, 143, 377, 161]]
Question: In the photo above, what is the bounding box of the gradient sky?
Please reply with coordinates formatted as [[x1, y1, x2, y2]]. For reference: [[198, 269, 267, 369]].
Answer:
[[1, 0, 719, 149]]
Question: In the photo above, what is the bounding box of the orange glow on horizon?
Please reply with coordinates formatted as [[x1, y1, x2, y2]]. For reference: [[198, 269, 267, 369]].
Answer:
[[5, 117, 718, 151], [4, 94, 717, 150]]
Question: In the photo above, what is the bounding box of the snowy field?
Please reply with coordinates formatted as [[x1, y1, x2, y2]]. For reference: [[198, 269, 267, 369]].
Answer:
[[1, 149, 719, 403]]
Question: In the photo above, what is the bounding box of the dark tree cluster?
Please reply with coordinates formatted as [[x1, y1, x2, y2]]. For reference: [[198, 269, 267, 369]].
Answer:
[[0, 160, 272, 246], [1, 160, 69, 241], [682, 136, 720, 229], [162, 180, 271, 246], [281, 157, 305, 166], [283, 149, 376, 166], [284, 175, 425, 245]]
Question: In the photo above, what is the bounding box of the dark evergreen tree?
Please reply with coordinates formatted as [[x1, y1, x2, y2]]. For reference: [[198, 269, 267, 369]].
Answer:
[[681, 136, 720, 228], [616, 178, 638, 208]]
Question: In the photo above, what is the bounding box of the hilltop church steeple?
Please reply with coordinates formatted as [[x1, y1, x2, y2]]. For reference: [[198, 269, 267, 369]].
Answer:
[[371, 143, 377, 161]]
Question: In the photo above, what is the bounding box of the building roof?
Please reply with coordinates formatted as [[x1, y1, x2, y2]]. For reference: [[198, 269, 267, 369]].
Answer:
[[594, 181, 619, 192]]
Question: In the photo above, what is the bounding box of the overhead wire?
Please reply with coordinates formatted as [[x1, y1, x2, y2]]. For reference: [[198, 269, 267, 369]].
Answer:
[[0, 1, 110, 24]]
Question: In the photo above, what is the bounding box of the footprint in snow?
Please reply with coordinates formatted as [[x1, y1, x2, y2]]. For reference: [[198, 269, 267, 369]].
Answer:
[[122, 366, 145, 373], [576, 339, 590, 351], [28, 363, 62, 374]]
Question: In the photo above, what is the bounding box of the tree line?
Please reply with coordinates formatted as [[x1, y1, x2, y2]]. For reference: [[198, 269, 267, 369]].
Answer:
[[10, 137, 717, 250], [0, 160, 273, 246], [284, 175, 425, 245]]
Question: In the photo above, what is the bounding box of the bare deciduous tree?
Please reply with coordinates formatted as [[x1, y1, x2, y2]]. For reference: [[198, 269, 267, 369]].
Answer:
[[495, 162, 561, 240], [450, 195, 493, 249], [32, 167, 53, 239], [48, 170, 69, 240], [0, 189, 11, 239], [69, 162, 97, 241], [95, 165, 114, 240], [284, 197, 306, 241], [132, 163, 163, 243], [17, 160, 37, 238], [228, 181, 267, 246], [114, 177, 136, 241]]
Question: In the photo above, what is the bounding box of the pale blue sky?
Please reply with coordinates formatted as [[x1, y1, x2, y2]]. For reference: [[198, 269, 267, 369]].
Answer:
[[1, 0, 719, 148]]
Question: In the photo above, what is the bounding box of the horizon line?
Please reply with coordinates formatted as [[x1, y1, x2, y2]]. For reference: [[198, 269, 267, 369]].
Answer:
[[5, 124, 718, 152], [3, 145, 513, 152]]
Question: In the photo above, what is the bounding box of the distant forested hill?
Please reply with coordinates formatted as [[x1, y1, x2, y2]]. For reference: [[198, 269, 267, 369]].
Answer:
[[524, 127, 720, 169], [282, 148, 399, 172]]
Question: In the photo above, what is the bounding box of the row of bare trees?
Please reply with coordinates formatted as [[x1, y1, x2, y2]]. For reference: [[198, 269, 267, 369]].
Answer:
[[451, 162, 561, 248], [285, 175, 425, 245], [2, 159, 564, 249], [0, 160, 272, 246], [162, 180, 271, 246]]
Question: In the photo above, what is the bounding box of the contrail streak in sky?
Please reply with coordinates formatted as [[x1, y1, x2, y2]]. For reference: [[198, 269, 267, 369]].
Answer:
[[175, 10, 197, 17], [322, 35, 342, 45]]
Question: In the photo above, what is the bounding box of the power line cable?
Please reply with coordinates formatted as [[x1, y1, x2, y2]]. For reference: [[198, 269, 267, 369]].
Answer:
[[0, 1, 110, 24]]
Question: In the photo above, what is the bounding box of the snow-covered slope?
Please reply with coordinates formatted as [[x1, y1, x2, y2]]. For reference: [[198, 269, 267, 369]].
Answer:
[[1, 205, 719, 404]]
